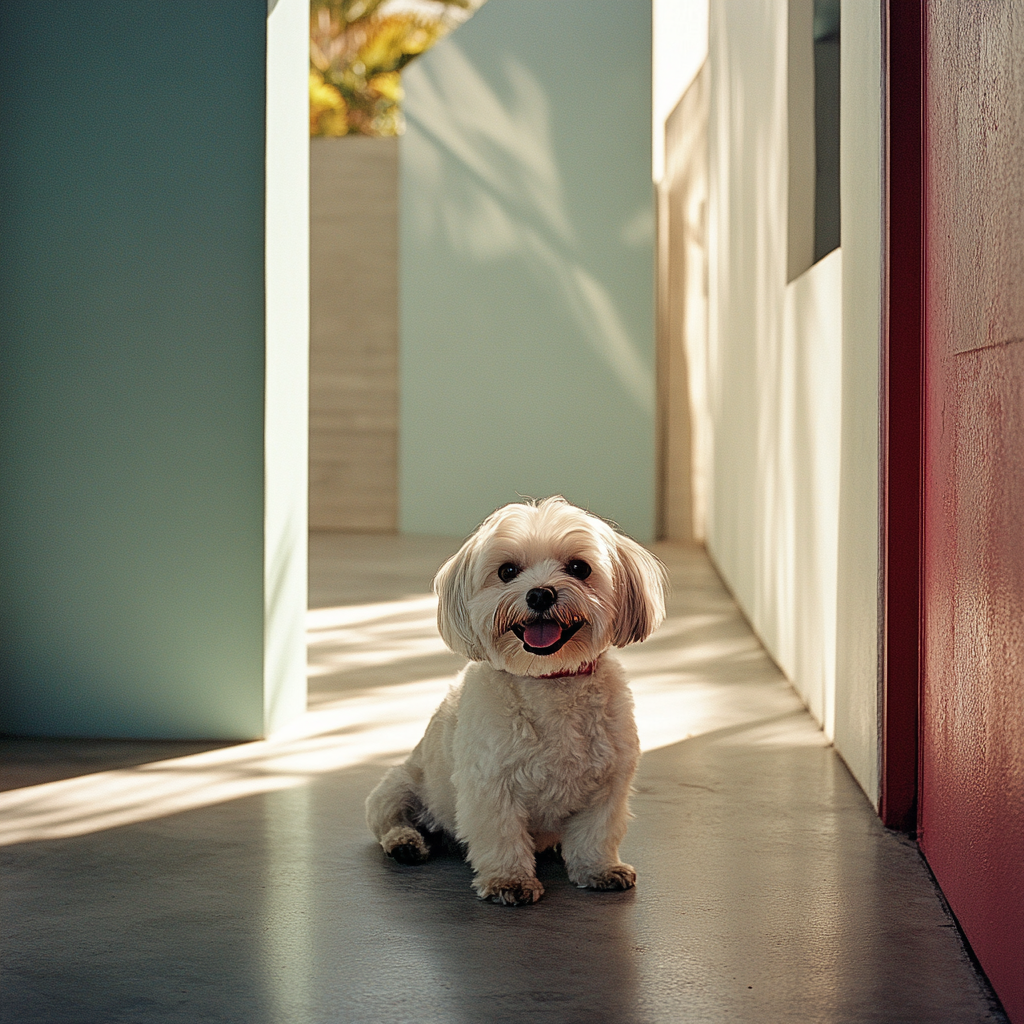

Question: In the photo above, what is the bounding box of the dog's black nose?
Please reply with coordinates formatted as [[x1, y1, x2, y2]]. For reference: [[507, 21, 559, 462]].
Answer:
[[526, 587, 557, 612]]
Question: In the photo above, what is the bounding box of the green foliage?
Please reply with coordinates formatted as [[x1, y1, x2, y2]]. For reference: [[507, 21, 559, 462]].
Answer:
[[310, 0, 477, 137]]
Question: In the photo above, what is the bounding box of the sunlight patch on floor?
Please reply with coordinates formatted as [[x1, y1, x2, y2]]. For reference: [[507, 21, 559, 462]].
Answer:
[[307, 596, 448, 676], [0, 674, 452, 847], [0, 587, 804, 846]]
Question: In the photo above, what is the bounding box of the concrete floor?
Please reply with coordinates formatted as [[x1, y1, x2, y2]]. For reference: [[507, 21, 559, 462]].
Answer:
[[0, 535, 1007, 1024]]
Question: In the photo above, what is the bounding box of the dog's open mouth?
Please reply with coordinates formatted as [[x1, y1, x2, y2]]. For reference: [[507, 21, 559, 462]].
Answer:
[[510, 618, 585, 656]]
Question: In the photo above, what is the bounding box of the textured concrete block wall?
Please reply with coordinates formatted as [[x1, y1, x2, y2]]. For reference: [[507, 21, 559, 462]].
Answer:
[[309, 137, 399, 533]]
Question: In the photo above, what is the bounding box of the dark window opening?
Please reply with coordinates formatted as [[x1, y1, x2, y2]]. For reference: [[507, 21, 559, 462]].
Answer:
[[813, 0, 840, 263]]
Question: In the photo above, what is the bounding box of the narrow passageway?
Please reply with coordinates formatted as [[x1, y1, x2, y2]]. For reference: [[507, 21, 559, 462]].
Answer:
[[0, 536, 1003, 1023]]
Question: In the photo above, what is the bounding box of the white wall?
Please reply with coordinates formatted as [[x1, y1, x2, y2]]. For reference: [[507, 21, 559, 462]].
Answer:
[[834, 0, 883, 803], [654, 0, 709, 182], [400, 0, 656, 541], [703, 0, 882, 801], [265, 0, 310, 735], [660, 65, 709, 542]]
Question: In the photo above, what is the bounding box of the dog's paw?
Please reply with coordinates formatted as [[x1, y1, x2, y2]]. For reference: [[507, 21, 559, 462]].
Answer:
[[573, 863, 637, 891], [474, 876, 545, 906], [381, 826, 429, 865]]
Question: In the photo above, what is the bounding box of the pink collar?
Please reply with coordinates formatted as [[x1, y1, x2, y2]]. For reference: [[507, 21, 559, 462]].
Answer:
[[538, 660, 599, 679]]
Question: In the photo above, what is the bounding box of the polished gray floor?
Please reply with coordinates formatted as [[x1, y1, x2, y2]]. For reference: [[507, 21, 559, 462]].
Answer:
[[0, 536, 1006, 1023]]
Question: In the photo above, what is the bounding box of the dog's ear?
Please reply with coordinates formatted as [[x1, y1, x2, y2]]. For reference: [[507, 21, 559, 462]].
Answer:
[[434, 537, 485, 660], [610, 534, 668, 647]]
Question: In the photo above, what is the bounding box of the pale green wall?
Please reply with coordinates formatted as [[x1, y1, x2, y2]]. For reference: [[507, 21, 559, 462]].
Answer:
[[399, 0, 656, 541], [0, 0, 308, 740]]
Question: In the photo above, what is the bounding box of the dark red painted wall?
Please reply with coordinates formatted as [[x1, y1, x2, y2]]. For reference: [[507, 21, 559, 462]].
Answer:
[[922, 3, 1024, 1020], [881, 0, 923, 833]]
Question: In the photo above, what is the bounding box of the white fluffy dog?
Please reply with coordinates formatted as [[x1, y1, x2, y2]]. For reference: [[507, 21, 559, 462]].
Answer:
[[365, 496, 667, 906]]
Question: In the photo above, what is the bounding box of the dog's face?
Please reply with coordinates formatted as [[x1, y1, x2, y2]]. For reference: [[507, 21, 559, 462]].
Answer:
[[434, 497, 668, 677]]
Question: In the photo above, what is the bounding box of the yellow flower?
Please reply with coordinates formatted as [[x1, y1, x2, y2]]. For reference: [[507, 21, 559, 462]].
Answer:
[[310, 69, 345, 110], [309, 70, 349, 136], [369, 71, 402, 103]]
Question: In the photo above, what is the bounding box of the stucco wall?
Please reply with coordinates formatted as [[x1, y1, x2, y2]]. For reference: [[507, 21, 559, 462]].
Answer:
[[704, 0, 882, 801], [399, 0, 656, 541]]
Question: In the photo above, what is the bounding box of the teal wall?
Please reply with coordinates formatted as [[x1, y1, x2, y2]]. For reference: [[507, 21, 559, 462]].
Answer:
[[0, 1, 308, 739], [399, 0, 656, 541]]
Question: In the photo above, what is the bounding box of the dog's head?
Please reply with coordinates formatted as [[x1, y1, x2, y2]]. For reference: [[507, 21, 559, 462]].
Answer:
[[434, 497, 668, 676]]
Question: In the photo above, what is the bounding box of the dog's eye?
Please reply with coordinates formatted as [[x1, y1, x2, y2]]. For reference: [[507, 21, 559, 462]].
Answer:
[[497, 563, 520, 583], [565, 559, 592, 580]]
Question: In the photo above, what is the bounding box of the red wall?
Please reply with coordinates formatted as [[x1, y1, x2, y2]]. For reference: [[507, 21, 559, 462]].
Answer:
[[921, 3, 1024, 1019]]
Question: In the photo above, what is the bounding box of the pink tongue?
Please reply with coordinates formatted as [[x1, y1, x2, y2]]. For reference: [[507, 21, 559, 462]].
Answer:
[[524, 621, 563, 649]]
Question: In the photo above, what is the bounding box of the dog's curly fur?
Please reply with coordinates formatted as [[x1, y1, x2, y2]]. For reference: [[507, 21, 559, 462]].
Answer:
[[365, 497, 668, 905]]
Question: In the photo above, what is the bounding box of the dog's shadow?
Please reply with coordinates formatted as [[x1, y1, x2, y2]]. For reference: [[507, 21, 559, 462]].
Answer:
[[362, 841, 641, 1019]]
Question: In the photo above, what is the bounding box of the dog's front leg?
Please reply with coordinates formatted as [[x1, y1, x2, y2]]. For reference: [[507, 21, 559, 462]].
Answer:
[[561, 777, 637, 892], [455, 779, 543, 906]]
